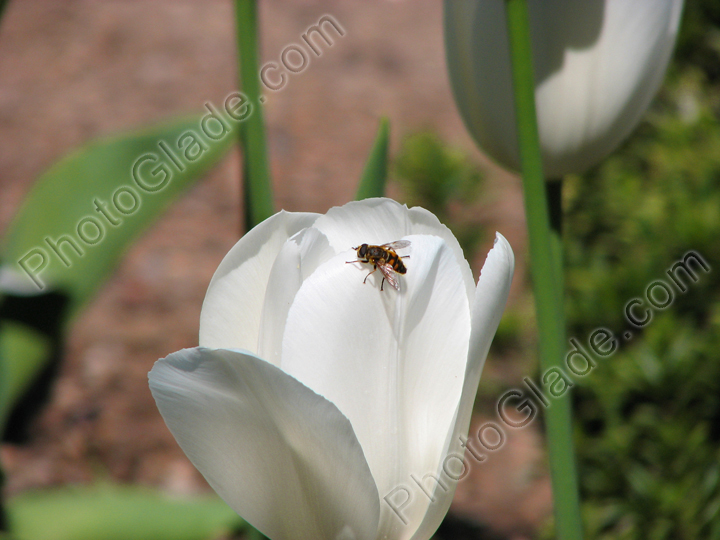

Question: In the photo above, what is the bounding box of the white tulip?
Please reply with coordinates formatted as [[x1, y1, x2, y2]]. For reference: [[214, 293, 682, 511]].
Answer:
[[149, 198, 514, 540], [445, 0, 684, 177]]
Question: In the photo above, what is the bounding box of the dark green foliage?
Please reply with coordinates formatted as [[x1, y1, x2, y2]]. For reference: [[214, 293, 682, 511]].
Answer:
[[563, 4, 720, 537], [673, 0, 720, 85]]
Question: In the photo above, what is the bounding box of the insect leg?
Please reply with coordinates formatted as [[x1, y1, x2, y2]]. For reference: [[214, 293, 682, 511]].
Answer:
[[363, 266, 378, 284]]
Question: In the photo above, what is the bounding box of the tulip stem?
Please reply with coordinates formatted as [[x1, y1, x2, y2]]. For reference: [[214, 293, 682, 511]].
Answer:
[[504, 1, 584, 538], [234, 0, 275, 232]]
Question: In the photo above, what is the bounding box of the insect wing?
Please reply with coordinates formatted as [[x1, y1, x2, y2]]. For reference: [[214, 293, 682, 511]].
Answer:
[[381, 240, 411, 252], [378, 262, 400, 290]]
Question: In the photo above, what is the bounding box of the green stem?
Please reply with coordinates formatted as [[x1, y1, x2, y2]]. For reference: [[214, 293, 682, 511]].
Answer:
[[504, 1, 583, 538], [234, 0, 274, 231]]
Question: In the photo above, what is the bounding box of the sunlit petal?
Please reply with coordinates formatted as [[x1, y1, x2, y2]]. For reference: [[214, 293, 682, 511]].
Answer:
[[199, 211, 318, 352], [257, 227, 334, 365], [409, 232, 515, 540], [149, 347, 380, 540], [281, 234, 471, 538]]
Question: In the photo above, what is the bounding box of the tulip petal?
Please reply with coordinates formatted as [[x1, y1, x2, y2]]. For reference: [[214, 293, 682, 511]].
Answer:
[[406, 206, 475, 303], [465, 233, 515, 404], [149, 347, 380, 540], [257, 227, 334, 365], [409, 232, 515, 540], [445, 0, 518, 173], [533, 0, 684, 175], [200, 211, 318, 352], [281, 234, 471, 538]]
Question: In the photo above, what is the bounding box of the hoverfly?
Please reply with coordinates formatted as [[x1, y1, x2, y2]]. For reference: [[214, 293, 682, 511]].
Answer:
[[346, 240, 411, 291]]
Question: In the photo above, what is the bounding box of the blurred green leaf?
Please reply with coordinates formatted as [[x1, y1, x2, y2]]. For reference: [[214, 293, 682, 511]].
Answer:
[[355, 117, 390, 200], [7, 484, 242, 540], [2, 115, 237, 317], [0, 114, 236, 438], [0, 321, 51, 434]]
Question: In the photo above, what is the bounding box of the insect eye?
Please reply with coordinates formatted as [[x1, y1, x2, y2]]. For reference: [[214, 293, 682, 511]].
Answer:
[[359, 244, 368, 256]]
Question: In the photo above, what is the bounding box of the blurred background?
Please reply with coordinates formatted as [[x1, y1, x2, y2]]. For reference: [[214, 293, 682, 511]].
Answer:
[[0, 1, 718, 539]]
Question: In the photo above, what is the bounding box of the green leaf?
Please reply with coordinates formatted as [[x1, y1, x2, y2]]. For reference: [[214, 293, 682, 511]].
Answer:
[[6, 484, 243, 540], [2, 115, 236, 317], [355, 117, 390, 200]]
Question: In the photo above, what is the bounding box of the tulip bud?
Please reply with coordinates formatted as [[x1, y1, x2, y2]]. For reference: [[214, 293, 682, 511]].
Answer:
[[445, 0, 684, 177]]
